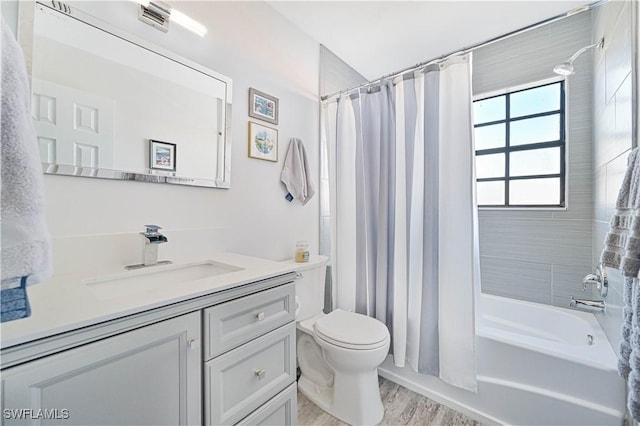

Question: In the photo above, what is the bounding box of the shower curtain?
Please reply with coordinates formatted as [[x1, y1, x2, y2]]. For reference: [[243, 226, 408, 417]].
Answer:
[[322, 54, 480, 392]]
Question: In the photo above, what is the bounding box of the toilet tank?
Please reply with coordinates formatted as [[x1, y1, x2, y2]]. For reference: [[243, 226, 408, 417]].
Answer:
[[282, 255, 329, 321]]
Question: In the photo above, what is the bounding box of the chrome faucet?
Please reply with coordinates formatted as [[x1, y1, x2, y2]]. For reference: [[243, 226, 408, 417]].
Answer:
[[125, 225, 172, 270], [581, 263, 608, 296], [570, 296, 606, 313]]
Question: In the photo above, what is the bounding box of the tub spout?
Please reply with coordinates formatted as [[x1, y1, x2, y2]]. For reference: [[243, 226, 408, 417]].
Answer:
[[570, 296, 605, 313]]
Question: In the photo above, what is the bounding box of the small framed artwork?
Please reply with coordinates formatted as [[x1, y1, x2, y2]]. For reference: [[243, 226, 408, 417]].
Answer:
[[248, 121, 278, 162], [149, 140, 177, 172], [248, 88, 279, 125]]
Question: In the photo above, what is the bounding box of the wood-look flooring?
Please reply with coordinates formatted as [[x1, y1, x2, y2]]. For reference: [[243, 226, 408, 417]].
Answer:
[[297, 377, 481, 426]]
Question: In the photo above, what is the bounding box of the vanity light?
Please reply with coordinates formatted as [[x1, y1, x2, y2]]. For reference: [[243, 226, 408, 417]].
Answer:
[[170, 9, 208, 38], [132, 0, 207, 37]]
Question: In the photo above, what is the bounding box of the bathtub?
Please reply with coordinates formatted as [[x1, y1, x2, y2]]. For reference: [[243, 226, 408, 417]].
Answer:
[[379, 293, 626, 425]]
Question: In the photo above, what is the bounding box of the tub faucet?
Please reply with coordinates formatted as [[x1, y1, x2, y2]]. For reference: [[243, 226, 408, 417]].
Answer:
[[125, 225, 172, 270], [582, 263, 608, 297], [570, 296, 605, 313]]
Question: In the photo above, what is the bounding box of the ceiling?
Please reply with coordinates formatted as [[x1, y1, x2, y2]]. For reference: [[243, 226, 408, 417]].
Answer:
[[268, 1, 593, 80]]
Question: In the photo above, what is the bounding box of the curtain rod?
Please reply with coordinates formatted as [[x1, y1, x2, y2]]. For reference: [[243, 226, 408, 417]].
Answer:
[[320, 0, 606, 102]]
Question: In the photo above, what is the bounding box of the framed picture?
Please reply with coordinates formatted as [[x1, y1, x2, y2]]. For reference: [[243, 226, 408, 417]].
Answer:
[[248, 121, 278, 162], [149, 140, 177, 172], [248, 88, 279, 125]]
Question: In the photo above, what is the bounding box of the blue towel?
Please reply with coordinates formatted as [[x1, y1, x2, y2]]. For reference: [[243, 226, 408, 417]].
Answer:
[[1, 276, 31, 322]]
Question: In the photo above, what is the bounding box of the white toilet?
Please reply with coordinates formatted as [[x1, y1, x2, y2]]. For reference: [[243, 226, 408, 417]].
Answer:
[[289, 256, 390, 425]]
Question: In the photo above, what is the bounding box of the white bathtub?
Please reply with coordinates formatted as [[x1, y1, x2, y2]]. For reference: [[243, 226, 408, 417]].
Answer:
[[379, 293, 626, 425]]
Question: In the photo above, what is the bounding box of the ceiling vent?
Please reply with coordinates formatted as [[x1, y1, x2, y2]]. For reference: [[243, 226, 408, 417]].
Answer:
[[51, 1, 72, 15], [138, 1, 171, 33]]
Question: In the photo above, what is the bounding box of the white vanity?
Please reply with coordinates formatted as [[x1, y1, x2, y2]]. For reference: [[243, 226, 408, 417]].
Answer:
[[1, 253, 298, 425], [2, 3, 301, 423]]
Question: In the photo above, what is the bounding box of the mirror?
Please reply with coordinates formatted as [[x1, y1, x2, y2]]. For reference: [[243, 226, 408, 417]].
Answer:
[[22, 1, 232, 188]]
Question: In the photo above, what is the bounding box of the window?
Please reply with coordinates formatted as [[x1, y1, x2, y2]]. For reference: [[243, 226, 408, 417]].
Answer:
[[473, 81, 566, 208]]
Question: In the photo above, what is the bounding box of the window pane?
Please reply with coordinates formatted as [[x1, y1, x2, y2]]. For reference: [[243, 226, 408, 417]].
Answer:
[[474, 123, 505, 150], [510, 114, 560, 146], [510, 178, 561, 205], [510, 147, 561, 176], [474, 96, 505, 124], [476, 153, 505, 179], [510, 83, 561, 118], [477, 181, 505, 205]]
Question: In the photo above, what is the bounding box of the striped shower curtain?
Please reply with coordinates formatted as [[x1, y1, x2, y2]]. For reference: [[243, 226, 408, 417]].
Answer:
[[322, 54, 480, 392]]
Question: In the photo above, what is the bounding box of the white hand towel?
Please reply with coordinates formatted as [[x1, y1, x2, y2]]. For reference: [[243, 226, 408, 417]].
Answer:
[[281, 138, 315, 205], [1, 19, 52, 286]]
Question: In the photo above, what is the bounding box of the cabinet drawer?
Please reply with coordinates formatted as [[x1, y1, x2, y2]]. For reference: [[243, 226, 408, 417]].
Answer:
[[236, 383, 297, 426], [205, 324, 296, 426], [205, 283, 294, 359]]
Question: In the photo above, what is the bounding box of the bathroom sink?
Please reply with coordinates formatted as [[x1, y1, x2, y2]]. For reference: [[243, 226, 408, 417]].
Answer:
[[85, 261, 244, 300]]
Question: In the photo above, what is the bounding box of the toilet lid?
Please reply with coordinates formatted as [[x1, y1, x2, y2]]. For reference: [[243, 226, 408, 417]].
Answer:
[[313, 309, 389, 350]]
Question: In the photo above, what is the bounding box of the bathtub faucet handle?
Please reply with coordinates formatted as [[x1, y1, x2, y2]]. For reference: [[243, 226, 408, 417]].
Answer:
[[581, 264, 608, 297], [582, 274, 601, 291]]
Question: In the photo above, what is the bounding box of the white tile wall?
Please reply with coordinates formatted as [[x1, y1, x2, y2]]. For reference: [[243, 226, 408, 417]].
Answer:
[[552, 263, 597, 306], [604, 2, 633, 104], [480, 256, 552, 304], [591, 0, 634, 354], [479, 217, 592, 265]]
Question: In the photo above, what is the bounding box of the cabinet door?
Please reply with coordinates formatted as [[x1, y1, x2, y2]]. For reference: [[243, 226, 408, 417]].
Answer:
[[2, 312, 201, 426]]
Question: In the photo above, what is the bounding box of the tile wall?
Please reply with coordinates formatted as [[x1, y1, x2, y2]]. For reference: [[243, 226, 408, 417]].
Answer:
[[474, 12, 595, 307], [591, 0, 634, 352]]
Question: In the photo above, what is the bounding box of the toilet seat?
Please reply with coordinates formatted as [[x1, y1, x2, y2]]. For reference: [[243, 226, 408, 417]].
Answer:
[[313, 309, 389, 350]]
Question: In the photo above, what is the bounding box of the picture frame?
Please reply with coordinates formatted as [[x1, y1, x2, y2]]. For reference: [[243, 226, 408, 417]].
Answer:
[[248, 121, 278, 162], [149, 140, 177, 172], [248, 87, 279, 125]]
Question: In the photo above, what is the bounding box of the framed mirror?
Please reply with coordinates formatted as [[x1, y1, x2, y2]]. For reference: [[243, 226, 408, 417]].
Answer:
[[20, 1, 233, 188]]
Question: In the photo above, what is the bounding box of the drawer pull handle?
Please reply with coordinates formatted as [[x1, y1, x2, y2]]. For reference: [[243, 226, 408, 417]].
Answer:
[[188, 338, 200, 350], [296, 272, 303, 279], [255, 312, 265, 321], [255, 369, 266, 380]]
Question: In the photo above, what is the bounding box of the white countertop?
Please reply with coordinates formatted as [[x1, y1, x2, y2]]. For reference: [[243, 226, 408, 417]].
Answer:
[[1, 253, 298, 349]]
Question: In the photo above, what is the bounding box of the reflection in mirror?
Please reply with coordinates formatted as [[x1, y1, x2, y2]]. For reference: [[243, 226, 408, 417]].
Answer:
[[24, 2, 232, 188]]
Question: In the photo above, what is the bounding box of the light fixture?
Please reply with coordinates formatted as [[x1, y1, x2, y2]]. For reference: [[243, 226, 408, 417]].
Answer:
[[553, 38, 604, 76], [132, 0, 207, 37], [169, 9, 207, 38]]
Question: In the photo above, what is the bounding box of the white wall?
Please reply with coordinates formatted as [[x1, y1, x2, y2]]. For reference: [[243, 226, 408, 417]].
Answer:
[[1, 1, 18, 34], [17, 1, 320, 274]]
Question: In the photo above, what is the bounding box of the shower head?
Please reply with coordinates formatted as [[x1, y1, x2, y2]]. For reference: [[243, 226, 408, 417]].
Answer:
[[553, 38, 604, 76], [553, 62, 575, 76]]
